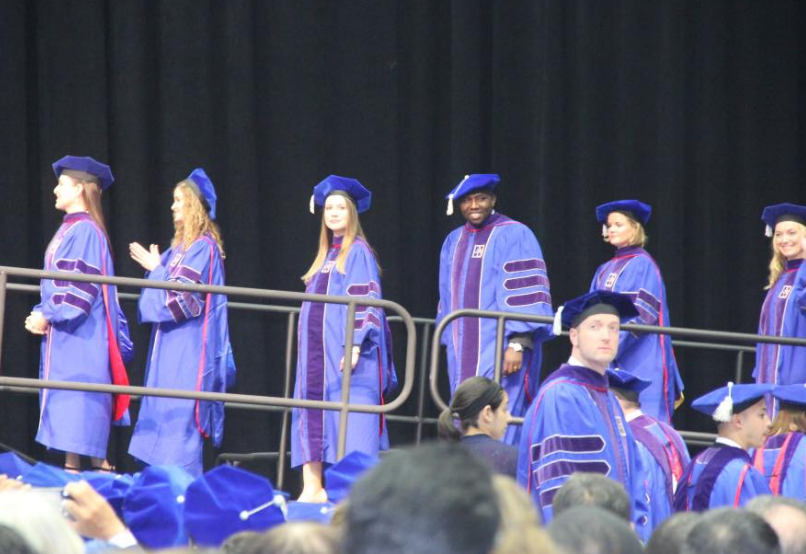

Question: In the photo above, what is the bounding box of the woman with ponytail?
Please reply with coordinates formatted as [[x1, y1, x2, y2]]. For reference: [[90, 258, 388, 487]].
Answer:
[[25, 156, 133, 472], [438, 376, 516, 477]]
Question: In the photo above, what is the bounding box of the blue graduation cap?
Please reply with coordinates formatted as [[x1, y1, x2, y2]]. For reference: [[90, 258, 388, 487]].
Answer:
[[52, 155, 115, 190], [285, 501, 337, 523], [122, 466, 194, 549], [187, 168, 218, 221], [324, 450, 378, 503], [0, 452, 33, 480], [445, 174, 500, 216], [310, 175, 372, 214], [184, 465, 286, 547], [596, 200, 652, 238], [21, 462, 81, 487], [606, 368, 651, 393], [761, 203, 806, 237], [553, 290, 638, 334], [691, 382, 773, 422], [773, 384, 806, 407], [81, 472, 134, 519]]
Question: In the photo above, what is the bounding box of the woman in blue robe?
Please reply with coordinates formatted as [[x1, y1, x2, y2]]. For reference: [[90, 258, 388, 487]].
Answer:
[[292, 176, 397, 503], [590, 199, 684, 423], [128, 168, 235, 476], [754, 204, 806, 416], [26, 156, 133, 472]]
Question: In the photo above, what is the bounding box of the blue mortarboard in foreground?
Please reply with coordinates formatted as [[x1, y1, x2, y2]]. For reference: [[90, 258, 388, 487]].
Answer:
[[285, 501, 337, 523], [773, 384, 806, 406], [122, 466, 194, 549], [691, 382, 773, 422], [186, 168, 218, 221], [52, 155, 115, 190], [310, 175, 372, 214], [82, 471, 135, 519], [445, 174, 500, 216], [0, 452, 33, 480], [606, 368, 651, 393], [22, 462, 81, 487], [553, 290, 638, 334], [184, 464, 286, 547], [761, 203, 806, 237], [324, 450, 378, 503], [595, 200, 652, 226]]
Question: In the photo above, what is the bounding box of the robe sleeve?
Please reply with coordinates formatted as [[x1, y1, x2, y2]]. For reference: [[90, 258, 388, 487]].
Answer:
[[344, 242, 383, 349], [609, 256, 665, 353], [494, 224, 554, 343], [39, 221, 104, 329], [795, 261, 806, 310], [138, 239, 214, 324]]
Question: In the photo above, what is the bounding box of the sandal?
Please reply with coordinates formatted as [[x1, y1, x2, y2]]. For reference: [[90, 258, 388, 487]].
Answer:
[[64, 465, 81, 474], [90, 465, 116, 473]]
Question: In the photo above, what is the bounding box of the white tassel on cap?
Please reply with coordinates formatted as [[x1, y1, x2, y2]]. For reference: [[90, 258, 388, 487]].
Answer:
[[309, 195, 315, 214], [765, 225, 773, 238], [712, 381, 734, 422], [552, 306, 564, 337], [446, 194, 454, 216], [602, 224, 608, 238], [239, 495, 284, 521]]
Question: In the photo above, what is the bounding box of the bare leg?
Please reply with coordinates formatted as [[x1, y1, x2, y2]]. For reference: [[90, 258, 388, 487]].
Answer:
[[298, 462, 328, 503], [64, 452, 81, 473], [90, 457, 114, 471]]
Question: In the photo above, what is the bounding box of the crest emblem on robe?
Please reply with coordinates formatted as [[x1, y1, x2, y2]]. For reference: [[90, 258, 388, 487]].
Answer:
[[322, 261, 335, 274], [779, 285, 792, 299], [605, 273, 618, 289], [472, 245, 485, 258]]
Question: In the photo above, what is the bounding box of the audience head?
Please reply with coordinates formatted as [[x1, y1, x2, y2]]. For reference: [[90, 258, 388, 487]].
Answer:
[[747, 495, 806, 554], [343, 442, 499, 554], [438, 376, 509, 441], [645, 512, 701, 554], [0, 489, 84, 554], [227, 522, 339, 554], [0, 524, 35, 554], [548, 505, 642, 554], [681, 507, 780, 554], [552, 472, 631, 522]]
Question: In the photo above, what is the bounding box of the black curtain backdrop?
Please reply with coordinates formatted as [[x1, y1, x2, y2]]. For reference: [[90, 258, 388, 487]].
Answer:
[[0, 1, 804, 480]]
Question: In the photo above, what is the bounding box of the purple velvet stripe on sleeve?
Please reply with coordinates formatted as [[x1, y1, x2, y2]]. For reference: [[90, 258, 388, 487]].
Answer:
[[506, 291, 552, 308], [174, 265, 202, 282], [355, 311, 382, 331], [62, 292, 93, 314], [503, 275, 549, 290], [539, 486, 562, 508], [537, 459, 612, 483], [504, 259, 546, 273], [531, 435, 606, 460], [346, 281, 381, 296], [53, 258, 102, 297]]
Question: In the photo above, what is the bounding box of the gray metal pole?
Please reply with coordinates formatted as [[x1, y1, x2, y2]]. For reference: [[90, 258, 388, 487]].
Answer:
[[0, 271, 7, 374], [493, 316, 505, 382], [277, 311, 296, 490], [337, 302, 357, 460]]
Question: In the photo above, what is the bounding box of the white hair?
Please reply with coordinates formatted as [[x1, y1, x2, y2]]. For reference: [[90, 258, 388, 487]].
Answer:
[[0, 489, 84, 554]]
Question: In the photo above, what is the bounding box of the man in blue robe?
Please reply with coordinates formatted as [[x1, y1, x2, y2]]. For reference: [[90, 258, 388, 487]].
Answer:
[[608, 368, 690, 538], [438, 174, 553, 444], [673, 383, 773, 512], [517, 290, 648, 525]]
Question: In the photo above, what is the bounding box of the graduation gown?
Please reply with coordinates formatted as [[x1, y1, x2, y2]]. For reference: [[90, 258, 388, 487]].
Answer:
[[129, 233, 235, 476], [673, 443, 771, 512], [754, 259, 806, 415], [752, 432, 806, 501], [628, 412, 690, 536], [35, 213, 133, 458], [517, 364, 648, 525], [292, 236, 397, 468], [591, 246, 684, 423], [438, 213, 553, 445]]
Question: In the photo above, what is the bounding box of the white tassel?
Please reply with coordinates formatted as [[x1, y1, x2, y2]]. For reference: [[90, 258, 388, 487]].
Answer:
[[309, 195, 315, 214], [765, 225, 773, 238], [239, 494, 285, 521], [712, 381, 734, 422], [553, 306, 564, 337], [602, 224, 608, 238], [446, 194, 454, 216]]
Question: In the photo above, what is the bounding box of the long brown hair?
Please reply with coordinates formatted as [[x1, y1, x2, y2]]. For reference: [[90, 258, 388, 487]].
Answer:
[[301, 191, 377, 283], [61, 171, 110, 247], [765, 222, 806, 289], [769, 405, 806, 435], [172, 182, 225, 257]]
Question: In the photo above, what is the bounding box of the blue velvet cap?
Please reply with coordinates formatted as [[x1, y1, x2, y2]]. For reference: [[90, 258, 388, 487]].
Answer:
[[52, 155, 115, 190], [22, 462, 81, 487], [445, 174, 500, 201], [324, 450, 379, 503], [691, 383, 773, 421], [285, 501, 336, 523], [773, 384, 806, 406], [187, 167, 218, 220], [0, 452, 33, 480], [761, 203, 806, 237], [606, 368, 651, 393], [122, 466, 194, 549], [595, 200, 652, 225], [311, 175, 372, 214], [82, 472, 134, 519], [184, 465, 286, 547], [557, 290, 638, 330]]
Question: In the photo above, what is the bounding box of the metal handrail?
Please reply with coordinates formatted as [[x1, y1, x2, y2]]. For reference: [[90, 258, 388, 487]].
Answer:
[[0, 266, 418, 462]]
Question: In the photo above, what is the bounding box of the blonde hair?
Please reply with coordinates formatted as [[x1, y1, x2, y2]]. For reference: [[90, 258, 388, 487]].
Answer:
[[769, 405, 806, 436], [603, 211, 647, 248], [172, 181, 225, 257], [301, 191, 378, 284], [765, 222, 806, 289]]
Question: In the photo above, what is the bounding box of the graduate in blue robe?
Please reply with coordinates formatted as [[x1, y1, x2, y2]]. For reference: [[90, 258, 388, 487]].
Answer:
[[27, 156, 133, 471], [751, 384, 806, 501], [438, 174, 553, 445], [753, 204, 806, 416], [590, 200, 683, 423], [608, 369, 690, 538], [293, 176, 397, 503], [517, 291, 648, 526], [128, 168, 235, 477], [673, 383, 773, 512]]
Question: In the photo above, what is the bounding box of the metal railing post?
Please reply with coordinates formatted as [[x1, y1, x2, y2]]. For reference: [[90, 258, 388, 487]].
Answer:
[[337, 302, 357, 460], [734, 350, 746, 383], [277, 311, 296, 490], [415, 322, 431, 445], [493, 316, 505, 382], [0, 271, 6, 374]]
